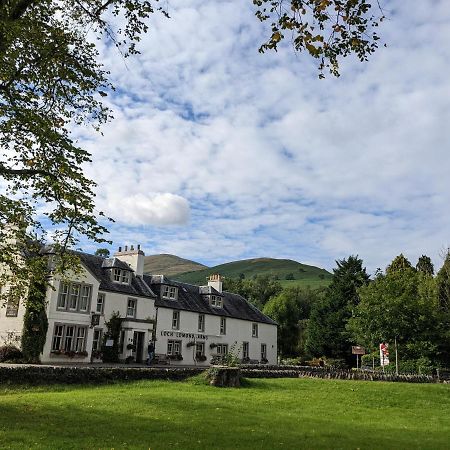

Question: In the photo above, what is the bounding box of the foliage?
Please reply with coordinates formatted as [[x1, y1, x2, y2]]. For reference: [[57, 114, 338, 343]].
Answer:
[[263, 286, 319, 357], [348, 262, 443, 365], [305, 255, 369, 362], [223, 274, 282, 309], [386, 253, 413, 274], [436, 250, 450, 310], [0, 345, 23, 362], [95, 248, 110, 258], [0, 0, 170, 305], [102, 311, 122, 363], [21, 278, 48, 363], [254, 0, 385, 77], [416, 255, 434, 276], [285, 273, 295, 280]]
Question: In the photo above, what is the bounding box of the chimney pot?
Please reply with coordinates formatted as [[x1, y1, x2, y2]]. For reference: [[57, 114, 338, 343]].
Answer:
[[125, 245, 128, 251], [130, 245, 134, 251], [137, 244, 141, 250], [118, 246, 122, 252]]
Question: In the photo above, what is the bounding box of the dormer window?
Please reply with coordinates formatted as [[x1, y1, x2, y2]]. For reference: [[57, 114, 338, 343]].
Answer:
[[210, 294, 223, 308], [162, 285, 178, 300], [112, 268, 130, 284]]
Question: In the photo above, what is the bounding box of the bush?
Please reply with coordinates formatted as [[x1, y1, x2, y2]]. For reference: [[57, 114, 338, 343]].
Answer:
[[0, 345, 23, 363], [285, 273, 295, 280]]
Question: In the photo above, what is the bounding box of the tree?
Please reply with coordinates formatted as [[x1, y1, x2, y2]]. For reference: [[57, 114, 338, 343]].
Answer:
[[95, 248, 110, 259], [254, 0, 385, 77], [224, 274, 282, 309], [305, 255, 369, 363], [0, 1, 166, 303], [386, 253, 414, 274], [416, 255, 434, 276], [263, 286, 319, 357], [348, 261, 442, 366]]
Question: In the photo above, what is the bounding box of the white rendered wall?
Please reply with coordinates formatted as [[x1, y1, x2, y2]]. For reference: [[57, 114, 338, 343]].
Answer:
[[0, 285, 26, 346], [155, 306, 277, 366]]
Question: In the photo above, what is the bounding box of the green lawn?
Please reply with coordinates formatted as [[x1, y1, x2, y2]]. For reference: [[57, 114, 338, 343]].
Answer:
[[0, 378, 449, 449]]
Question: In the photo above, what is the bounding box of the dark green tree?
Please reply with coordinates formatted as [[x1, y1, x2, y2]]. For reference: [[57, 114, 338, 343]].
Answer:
[[95, 248, 110, 259], [21, 278, 48, 363], [305, 255, 369, 363], [264, 286, 319, 357], [416, 255, 434, 276], [386, 254, 414, 275], [102, 311, 122, 363]]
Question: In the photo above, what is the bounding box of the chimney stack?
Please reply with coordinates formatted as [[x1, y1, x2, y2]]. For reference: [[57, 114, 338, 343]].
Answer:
[[207, 274, 223, 293], [114, 244, 145, 277]]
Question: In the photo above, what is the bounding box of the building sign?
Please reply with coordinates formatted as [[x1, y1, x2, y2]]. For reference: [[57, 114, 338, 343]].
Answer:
[[352, 346, 365, 355], [379, 342, 389, 366], [160, 330, 208, 340]]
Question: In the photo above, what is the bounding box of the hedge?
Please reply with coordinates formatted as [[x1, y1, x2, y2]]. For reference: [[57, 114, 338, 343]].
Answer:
[[0, 366, 203, 385]]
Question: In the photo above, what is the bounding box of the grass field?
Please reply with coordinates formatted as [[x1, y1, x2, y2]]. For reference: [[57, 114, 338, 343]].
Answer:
[[1, 378, 449, 449]]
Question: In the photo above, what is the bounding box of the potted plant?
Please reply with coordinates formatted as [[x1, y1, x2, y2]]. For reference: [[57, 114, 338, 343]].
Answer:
[[186, 341, 195, 347], [209, 343, 217, 349], [126, 343, 136, 351], [195, 353, 207, 362]]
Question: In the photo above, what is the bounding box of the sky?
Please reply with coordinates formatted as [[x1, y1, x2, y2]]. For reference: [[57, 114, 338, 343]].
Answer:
[[76, 0, 450, 274]]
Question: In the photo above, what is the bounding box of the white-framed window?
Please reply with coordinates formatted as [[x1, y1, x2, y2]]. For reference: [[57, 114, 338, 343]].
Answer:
[[57, 281, 92, 313], [5, 298, 19, 317], [252, 323, 258, 338], [216, 344, 228, 356], [172, 310, 180, 330], [195, 342, 205, 356], [64, 325, 75, 351], [92, 329, 103, 351], [69, 284, 80, 310], [162, 285, 178, 300], [261, 343, 267, 361], [167, 340, 181, 356], [210, 295, 223, 308], [79, 285, 91, 312], [127, 298, 137, 318], [112, 268, 130, 284], [52, 325, 64, 351], [243, 341, 249, 360], [96, 293, 105, 314], [57, 282, 70, 309], [198, 314, 205, 332], [51, 324, 88, 353], [220, 317, 226, 335]]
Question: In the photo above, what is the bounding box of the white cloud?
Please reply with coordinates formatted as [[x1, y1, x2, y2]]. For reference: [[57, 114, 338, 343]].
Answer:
[[107, 193, 190, 226]]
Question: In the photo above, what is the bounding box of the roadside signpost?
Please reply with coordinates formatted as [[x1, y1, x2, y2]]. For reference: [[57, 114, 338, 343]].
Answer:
[[379, 342, 390, 371], [352, 346, 365, 369]]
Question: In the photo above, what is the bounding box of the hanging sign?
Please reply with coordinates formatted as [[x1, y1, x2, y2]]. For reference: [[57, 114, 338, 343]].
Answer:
[[352, 346, 365, 355]]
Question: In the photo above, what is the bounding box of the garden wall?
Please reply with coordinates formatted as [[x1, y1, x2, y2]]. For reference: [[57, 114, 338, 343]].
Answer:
[[0, 365, 203, 385]]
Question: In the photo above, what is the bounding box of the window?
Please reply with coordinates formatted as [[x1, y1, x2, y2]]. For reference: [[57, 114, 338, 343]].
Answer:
[[172, 310, 180, 330], [162, 285, 178, 300], [57, 281, 92, 313], [96, 293, 105, 314], [127, 298, 137, 318], [210, 295, 223, 308], [243, 342, 249, 360], [92, 329, 103, 351], [216, 344, 228, 355], [79, 285, 91, 312], [261, 343, 267, 361], [57, 283, 69, 309], [195, 342, 205, 356], [167, 340, 181, 356], [5, 298, 19, 317], [69, 284, 80, 310], [112, 268, 130, 284], [252, 323, 258, 338], [220, 317, 226, 335], [198, 314, 205, 332], [51, 324, 88, 353], [52, 325, 64, 351]]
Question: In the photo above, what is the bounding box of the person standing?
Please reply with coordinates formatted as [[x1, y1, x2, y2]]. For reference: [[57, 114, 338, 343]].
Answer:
[[147, 341, 155, 365]]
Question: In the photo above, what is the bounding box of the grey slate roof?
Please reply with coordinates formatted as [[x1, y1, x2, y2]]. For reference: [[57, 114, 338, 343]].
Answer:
[[76, 251, 276, 325], [78, 252, 156, 298], [144, 276, 277, 325]]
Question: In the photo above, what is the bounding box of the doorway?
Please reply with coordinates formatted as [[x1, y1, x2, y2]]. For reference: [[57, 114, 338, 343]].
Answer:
[[133, 331, 145, 363]]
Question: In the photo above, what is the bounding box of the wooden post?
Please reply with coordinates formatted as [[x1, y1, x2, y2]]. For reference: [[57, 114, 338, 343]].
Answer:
[[395, 336, 399, 376]]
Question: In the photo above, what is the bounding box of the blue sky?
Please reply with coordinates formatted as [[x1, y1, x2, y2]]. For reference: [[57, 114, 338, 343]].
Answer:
[[76, 0, 450, 273]]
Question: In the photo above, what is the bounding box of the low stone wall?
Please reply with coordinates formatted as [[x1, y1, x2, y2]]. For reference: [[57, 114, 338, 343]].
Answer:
[[241, 367, 436, 383], [0, 365, 203, 385]]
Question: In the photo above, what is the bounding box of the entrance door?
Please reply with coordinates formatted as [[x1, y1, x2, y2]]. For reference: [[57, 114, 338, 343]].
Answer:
[[133, 331, 145, 363]]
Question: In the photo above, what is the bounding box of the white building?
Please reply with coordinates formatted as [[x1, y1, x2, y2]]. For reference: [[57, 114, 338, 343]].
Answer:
[[0, 246, 278, 365]]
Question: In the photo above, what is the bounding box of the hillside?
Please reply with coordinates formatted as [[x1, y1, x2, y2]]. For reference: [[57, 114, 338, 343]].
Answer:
[[143, 254, 207, 276], [171, 257, 332, 289]]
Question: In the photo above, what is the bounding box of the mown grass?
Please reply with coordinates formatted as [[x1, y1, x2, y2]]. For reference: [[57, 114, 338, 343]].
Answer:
[[0, 378, 449, 449]]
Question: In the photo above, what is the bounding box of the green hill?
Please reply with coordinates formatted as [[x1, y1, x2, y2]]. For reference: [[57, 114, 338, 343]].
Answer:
[[172, 257, 332, 289], [143, 254, 207, 277]]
